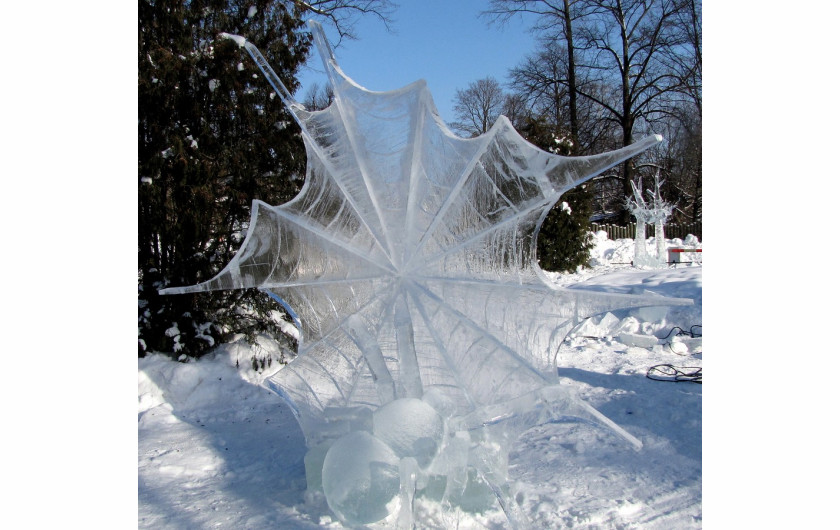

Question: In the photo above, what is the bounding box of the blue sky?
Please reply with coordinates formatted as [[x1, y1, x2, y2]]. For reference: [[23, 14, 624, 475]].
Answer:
[[295, 0, 539, 126]]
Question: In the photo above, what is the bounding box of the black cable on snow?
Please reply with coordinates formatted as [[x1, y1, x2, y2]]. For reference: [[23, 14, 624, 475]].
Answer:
[[646, 364, 701, 384], [661, 325, 702, 340]]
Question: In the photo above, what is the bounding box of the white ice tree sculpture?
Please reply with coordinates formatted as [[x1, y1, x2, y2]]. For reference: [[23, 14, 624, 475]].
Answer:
[[626, 173, 675, 267], [161, 21, 692, 528], [626, 178, 657, 267], [646, 171, 675, 262]]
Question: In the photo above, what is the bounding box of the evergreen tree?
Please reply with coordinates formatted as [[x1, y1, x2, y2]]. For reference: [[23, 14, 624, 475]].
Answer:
[[518, 116, 594, 273], [138, 0, 311, 357]]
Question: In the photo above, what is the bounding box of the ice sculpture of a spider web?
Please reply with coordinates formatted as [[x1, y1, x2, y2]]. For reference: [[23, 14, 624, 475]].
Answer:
[[160, 21, 692, 528]]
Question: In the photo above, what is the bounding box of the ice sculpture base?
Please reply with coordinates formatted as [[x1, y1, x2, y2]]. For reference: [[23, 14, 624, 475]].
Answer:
[[291, 382, 642, 527], [633, 254, 667, 269]]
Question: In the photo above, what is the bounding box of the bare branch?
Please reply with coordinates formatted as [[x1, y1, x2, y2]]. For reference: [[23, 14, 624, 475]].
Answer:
[[290, 0, 396, 44]]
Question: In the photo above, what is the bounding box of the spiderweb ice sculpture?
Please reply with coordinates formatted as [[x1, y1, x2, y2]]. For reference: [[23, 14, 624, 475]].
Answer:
[[160, 21, 692, 528]]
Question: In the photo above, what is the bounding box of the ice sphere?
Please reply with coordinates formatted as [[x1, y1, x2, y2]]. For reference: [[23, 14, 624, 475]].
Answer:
[[322, 431, 400, 525], [373, 398, 444, 469]]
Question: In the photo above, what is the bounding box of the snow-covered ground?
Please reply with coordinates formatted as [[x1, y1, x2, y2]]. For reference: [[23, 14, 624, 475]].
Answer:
[[138, 233, 702, 528]]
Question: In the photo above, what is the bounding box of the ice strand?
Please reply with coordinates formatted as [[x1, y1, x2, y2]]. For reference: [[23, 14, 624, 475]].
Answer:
[[397, 457, 418, 529], [394, 291, 423, 399], [346, 314, 397, 405], [218, 32, 305, 128]]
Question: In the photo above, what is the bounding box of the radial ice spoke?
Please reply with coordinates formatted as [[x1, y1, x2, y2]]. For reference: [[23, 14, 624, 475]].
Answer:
[[273, 206, 395, 274], [393, 291, 422, 399], [416, 277, 693, 373], [408, 279, 552, 402], [406, 121, 501, 265], [406, 197, 550, 275], [309, 20, 397, 263]]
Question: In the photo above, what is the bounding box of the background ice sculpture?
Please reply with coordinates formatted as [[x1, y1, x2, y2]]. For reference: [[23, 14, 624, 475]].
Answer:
[[647, 172, 675, 263], [626, 174, 674, 267], [626, 179, 657, 268], [160, 20, 692, 527]]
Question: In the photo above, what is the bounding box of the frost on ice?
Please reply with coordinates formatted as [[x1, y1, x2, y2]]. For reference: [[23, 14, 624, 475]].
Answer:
[[161, 21, 692, 527]]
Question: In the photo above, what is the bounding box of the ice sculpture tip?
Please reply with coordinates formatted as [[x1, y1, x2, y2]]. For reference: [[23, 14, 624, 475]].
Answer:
[[157, 286, 189, 296], [219, 32, 247, 47], [306, 19, 323, 32]]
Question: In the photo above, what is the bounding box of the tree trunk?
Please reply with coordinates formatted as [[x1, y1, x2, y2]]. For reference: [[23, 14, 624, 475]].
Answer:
[[563, 0, 579, 153]]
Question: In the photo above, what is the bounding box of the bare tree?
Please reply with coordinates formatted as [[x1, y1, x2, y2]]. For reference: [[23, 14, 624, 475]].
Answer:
[[450, 77, 507, 137], [508, 42, 569, 130], [666, 0, 701, 117], [663, 0, 701, 223], [659, 102, 700, 223], [302, 82, 335, 110], [508, 41, 583, 149], [576, 0, 692, 218], [291, 0, 396, 43], [484, 0, 590, 151], [501, 93, 530, 130], [487, 0, 699, 223]]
